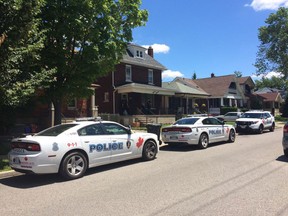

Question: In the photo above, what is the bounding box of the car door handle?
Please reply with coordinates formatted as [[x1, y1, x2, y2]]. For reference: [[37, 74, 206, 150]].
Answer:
[[84, 141, 90, 143]]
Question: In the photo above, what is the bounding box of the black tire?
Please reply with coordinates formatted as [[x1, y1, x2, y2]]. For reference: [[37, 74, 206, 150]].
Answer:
[[59, 151, 88, 180], [258, 124, 264, 134], [198, 133, 209, 149], [269, 123, 275, 132], [142, 140, 157, 161], [228, 129, 236, 143], [284, 149, 288, 157]]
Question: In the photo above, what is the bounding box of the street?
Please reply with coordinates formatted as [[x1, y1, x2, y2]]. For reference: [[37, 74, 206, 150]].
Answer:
[[1, 128, 287, 216]]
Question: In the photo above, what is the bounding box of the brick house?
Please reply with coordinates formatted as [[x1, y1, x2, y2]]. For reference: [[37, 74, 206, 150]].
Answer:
[[94, 43, 175, 116]]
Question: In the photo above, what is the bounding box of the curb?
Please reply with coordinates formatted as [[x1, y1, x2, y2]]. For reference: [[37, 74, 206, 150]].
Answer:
[[0, 170, 22, 179]]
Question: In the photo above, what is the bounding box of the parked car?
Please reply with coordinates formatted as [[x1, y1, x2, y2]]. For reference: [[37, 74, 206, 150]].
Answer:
[[161, 116, 236, 149], [9, 118, 159, 180], [235, 110, 275, 134], [282, 122, 288, 157], [215, 112, 243, 122]]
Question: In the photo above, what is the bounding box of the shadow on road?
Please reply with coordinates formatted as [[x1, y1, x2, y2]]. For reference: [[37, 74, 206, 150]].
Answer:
[[0, 158, 145, 188], [276, 155, 288, 163]]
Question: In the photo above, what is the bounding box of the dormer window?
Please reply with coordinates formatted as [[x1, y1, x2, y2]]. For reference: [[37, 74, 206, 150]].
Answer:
[[136, 50, 143, 58]]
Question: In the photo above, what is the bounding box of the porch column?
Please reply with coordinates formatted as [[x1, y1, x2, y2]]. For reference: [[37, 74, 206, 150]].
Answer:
[[90, 84, 97, 117]]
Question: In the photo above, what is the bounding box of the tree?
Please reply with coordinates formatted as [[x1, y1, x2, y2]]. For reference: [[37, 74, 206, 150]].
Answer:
[[234, 70, 242, 77], [255, 75, 288, 90], [0, 0, 53, 106], [192, 72, 197, 79], [255, 7, 288, 78], [39, 0, 148, 125]]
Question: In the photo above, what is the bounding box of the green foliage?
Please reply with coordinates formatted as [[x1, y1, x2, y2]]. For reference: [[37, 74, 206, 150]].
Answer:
[[192, 72, 197, 80], [0, 158, 10, 172], [250, 95, 263, 109], [255, 7, 288, 78], [280, 93, 288, 117], [220, 107, 238, 115], [255, 76, 288, 90], [234, 71, 242, 78], [0, 0, 54, 106], [39, 0, 148, 124]]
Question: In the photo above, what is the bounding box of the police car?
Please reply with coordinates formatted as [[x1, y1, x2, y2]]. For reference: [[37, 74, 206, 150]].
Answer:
[[9, 118, 159, 180], [235, 110, 275, 134], [161, 116, 236, 149]]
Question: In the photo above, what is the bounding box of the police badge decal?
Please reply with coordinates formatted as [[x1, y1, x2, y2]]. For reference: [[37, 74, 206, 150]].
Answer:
[[126, 140, 131, 149]]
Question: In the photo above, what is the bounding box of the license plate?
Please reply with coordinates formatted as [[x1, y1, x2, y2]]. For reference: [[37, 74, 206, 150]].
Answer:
[[170, 136, 178, 140], [13, 148, 25, 153], [240, 125, 247, 129]]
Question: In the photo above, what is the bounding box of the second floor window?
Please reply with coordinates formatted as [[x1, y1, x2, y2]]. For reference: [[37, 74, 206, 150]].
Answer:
[[125, 65, 132, 82], [148, 69, 153, 84]]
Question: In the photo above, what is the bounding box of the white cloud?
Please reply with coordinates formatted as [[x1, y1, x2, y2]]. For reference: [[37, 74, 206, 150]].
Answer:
[[142, 43, 170, 54], [162, 70, 184, 81], [245, 0, 288, 11], [252, 71, 284, 79]]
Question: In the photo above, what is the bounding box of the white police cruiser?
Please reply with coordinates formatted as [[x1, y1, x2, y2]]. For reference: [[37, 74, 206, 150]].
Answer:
[[161, 116, 236, 149], [235, 110, 275, 134], [9, 118, 159, 180]]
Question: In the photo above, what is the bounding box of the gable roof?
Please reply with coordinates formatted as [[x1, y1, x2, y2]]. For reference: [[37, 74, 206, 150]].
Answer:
[[237, 76, 255, 88], [184, 75, 237, 97], [255, 92, 283, 102], [121, 44, 167, 71]]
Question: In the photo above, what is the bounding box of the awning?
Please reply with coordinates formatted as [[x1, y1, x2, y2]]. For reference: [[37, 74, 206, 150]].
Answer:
[[116, 83, 175, 96]]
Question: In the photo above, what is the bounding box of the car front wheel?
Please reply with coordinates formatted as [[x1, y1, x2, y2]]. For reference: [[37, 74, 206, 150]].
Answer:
[[198, 133, 209, 149], [258, 124, 264, 134], [60, 151, 88, 180], [142, 140, 157, 160]]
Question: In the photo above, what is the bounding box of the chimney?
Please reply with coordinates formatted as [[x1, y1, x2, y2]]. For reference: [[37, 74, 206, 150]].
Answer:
[[211, 73, 215, 78], [148, 46, 154, 58]]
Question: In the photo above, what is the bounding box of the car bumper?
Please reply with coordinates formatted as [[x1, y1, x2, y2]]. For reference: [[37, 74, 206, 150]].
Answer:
[[236, 125, 259, 133], [161, 134, 198, 145], [9, 153, 59, 174]]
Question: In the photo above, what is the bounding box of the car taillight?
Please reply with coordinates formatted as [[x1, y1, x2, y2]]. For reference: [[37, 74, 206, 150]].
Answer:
[[283, 124, 288, 133], [162, 127, 192, 133], [11, 142, 41, 152]]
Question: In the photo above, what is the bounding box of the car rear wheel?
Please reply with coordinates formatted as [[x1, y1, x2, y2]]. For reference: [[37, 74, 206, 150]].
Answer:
[[60, 151, 87, 180], [258, 124, 264, 134], [269, 123, 275, 132], [198, 133, 209, 149], [142, 140, 157, 161], [228, 129, 236, 143], [284, 149, 288, 157]]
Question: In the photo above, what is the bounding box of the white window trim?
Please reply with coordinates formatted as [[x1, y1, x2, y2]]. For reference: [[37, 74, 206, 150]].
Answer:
[[68, 98, 77, 110], [125, 65, 132, 82], [104, 92, 109, 102], [148, 69, 154, 84]]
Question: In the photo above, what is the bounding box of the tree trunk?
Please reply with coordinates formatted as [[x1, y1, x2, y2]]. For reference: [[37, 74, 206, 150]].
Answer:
[[53, 99, 62, 125]]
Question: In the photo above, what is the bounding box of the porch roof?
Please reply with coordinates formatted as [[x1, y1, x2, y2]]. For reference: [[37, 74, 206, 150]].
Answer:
[[162, 81, 210, 98], [116, 83, 175, 95]]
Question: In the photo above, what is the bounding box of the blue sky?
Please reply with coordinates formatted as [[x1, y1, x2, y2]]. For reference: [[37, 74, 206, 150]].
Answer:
[[132, 0, 288, 81]]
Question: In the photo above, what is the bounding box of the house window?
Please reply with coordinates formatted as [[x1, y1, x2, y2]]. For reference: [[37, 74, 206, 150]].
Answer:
[[148, 69, 153, 84], [125, 65, 132, 82], [68, 98, 77, 110], [136, 50, 143, 58], [104, 92, 109, 102]]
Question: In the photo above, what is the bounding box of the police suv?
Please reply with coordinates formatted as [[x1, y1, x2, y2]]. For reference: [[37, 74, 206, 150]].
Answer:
[[235, 110, 275, 134], [9, 118, 159, 180]]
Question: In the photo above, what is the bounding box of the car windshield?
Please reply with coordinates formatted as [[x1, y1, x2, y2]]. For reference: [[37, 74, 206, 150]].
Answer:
[[174, 118, 199, 125], [241, 113, 262, 118], [35, 124, 78, 136]]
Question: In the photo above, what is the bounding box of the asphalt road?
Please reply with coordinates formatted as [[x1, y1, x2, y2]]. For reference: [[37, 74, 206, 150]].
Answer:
[[1, 128, 287, 216]]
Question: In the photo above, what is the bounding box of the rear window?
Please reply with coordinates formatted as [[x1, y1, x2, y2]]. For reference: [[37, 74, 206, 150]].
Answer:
[[174, 118, 199, 125], [35, 124, 78, 136]]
